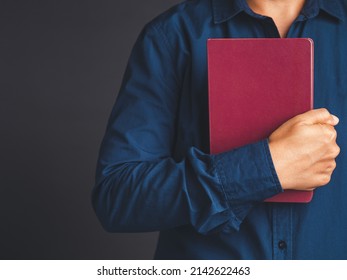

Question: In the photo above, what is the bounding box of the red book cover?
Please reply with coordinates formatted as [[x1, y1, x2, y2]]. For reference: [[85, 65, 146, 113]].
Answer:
[[208, 38, 314, 203]]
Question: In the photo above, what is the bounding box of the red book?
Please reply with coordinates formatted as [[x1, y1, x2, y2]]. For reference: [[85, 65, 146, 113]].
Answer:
[[208, 38, 314, 203]]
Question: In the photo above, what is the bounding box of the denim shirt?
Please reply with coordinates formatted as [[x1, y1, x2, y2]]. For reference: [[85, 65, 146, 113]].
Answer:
[[93, 0, 347, 259]]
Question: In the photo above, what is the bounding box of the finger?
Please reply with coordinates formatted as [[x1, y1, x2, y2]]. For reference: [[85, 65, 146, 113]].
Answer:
[[320, 124, 337, 141], [298, 108, 339, 126]]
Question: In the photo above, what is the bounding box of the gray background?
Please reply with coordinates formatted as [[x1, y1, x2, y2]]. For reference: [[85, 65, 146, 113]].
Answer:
[[0, 0, 181, 259]]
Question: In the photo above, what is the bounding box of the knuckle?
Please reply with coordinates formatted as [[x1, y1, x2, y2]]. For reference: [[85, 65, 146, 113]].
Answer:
[[320, 174, 332, 186], [318, 108, 330, 116], [315, 108, 330, 121], [332, 160, 337, 170], [328, 144, 340, 158], [331, 127, 337, 138], [323, 126, 336, 141], [327, 160, 337, 171], [333, 145, 341, 157]]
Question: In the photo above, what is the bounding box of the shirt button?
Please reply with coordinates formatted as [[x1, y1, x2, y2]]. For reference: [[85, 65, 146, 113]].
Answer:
[[278, 240, 287, 250]]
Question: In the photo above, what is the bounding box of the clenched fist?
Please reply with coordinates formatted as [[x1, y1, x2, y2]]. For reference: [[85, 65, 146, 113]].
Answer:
[[269, 108, 340, 191]]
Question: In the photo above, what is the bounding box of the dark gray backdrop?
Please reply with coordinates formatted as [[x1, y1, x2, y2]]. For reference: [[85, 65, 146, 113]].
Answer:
[[0, 0, 181, 259]]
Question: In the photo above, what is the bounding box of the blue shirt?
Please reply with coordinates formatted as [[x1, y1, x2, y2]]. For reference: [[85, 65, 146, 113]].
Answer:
[[92, 0, 347, 259]]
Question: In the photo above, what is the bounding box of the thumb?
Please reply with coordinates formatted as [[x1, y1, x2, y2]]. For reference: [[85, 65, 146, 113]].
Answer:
[[299, 108, 339, 126]]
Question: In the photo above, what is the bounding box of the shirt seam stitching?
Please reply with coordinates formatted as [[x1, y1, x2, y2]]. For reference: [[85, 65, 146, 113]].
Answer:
[[151, 22, 181, 86]]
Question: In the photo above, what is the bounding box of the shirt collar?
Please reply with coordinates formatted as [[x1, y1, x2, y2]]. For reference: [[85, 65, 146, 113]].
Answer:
[[318, 0, 345, 21], [211, 0, 345, 24]]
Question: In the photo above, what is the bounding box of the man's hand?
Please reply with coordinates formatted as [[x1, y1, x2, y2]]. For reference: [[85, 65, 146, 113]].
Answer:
[[269, 108, 340, 191]]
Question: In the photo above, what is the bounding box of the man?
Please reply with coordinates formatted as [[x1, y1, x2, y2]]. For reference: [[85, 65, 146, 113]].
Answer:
[[92, 0, 346, 259]]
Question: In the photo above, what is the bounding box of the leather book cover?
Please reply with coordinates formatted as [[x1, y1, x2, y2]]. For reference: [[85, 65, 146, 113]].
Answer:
[[208, 38, 314, 203]]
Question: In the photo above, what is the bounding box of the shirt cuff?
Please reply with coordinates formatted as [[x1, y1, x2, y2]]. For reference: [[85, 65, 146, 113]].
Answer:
[[212, 139, 283, 231]]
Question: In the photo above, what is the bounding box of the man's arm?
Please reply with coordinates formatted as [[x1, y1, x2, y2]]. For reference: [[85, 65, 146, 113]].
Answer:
[[92, 23, 282, 235], [92, 22, 339, 236]]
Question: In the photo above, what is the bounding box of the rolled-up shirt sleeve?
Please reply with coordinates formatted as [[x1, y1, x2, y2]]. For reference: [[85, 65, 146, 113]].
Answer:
[[92, 22, 282, 235]]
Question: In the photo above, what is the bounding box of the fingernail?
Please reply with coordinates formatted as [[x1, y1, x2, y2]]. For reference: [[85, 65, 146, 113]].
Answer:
[[332, 115, 339, 124]]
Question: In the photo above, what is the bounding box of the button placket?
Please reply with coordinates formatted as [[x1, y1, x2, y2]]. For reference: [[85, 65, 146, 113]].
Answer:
[[272, 204, 293, 259]]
